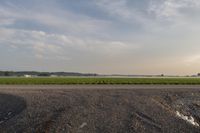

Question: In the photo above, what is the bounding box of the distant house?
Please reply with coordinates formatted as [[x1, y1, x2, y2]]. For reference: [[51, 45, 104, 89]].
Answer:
[[50, 75, 58, 77], [24, 75, 32, 78]]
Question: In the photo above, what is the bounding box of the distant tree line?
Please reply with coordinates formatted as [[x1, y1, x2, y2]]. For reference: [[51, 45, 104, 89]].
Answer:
[[0, 71, 98, 77]]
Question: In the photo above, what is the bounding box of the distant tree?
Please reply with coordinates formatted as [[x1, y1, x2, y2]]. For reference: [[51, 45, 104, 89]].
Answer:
[[197, 73, 200, 76], [38, 73, 50, 77], [4, 71, 10, 76]]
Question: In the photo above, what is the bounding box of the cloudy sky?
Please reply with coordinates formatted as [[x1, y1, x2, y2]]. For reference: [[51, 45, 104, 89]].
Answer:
[[1, 0, 200, 75]]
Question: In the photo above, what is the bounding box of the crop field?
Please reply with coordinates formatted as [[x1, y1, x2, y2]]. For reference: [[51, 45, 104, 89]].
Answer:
[[1, 77, 200, 84]]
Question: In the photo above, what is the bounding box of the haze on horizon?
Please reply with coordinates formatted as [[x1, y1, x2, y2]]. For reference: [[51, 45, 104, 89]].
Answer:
[[0, 0, 200, 75]]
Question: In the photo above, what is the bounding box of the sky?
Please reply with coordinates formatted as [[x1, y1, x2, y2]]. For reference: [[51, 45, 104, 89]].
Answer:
[[1, 0, 200, 75]]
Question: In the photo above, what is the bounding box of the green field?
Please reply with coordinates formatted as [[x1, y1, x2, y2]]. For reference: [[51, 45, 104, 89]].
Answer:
[[0, 77, 200, 85]]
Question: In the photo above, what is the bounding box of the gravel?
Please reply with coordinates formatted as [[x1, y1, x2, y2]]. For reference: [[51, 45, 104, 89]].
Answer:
[[0, 85, 200, 133]]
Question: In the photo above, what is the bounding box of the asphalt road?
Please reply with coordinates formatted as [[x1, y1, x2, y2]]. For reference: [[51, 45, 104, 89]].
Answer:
[[0, 85, 200, 133]]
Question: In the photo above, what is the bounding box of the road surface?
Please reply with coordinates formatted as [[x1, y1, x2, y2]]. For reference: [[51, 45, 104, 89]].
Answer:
[[0, 85, 200, 133]]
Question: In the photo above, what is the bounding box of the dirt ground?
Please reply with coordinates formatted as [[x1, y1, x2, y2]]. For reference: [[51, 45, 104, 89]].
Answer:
[[0, 85, 200, 133]]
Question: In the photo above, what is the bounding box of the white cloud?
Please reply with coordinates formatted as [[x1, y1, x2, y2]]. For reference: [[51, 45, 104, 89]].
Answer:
[[148, 0, 200, 19], [0, 3, 112, 37], [94, 0, 151, 26], [95, 0, 131, 19], [0, 28, 139, 61], [0, 18, 15, 26]]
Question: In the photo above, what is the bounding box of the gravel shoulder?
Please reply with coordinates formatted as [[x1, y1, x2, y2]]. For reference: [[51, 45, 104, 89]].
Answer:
[[0, 85, 200, 133]]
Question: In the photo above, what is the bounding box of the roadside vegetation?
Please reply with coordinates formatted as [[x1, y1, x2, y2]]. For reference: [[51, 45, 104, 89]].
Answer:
[[1, 77, 200, 85]]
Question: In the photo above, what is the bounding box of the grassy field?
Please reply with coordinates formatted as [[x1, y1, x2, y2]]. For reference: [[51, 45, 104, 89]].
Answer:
[[0, 77, 200, 84]]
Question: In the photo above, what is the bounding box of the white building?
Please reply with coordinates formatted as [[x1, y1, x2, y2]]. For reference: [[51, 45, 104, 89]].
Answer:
[[24, 75, 32, 78]]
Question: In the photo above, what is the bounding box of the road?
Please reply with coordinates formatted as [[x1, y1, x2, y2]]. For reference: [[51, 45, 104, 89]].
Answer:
[[1, 84, 200, 90], [0, 85, 200, 133]]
